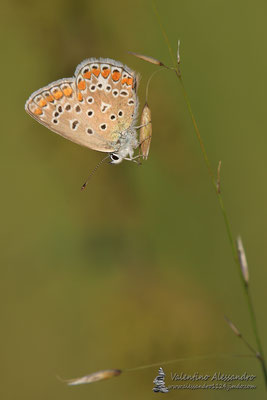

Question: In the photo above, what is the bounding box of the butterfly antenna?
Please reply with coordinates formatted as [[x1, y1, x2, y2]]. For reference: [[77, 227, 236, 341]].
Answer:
[[81, 155, 110, 191]]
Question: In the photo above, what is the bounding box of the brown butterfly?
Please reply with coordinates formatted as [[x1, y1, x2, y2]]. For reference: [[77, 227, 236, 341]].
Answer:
[[25, 58, 141, 165]]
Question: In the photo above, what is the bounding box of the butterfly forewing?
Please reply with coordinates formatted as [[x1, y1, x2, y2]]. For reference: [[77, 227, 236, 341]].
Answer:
[[25, 78, 116, 152], [25, 58, 139, 154], [74, 58, 138, 142]]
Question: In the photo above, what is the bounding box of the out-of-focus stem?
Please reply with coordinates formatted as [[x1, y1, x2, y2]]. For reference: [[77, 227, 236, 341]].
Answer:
[[151, 0, 267, 388]]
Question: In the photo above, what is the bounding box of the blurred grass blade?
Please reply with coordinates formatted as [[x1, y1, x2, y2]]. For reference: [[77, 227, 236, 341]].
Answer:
[[66, 369, 122, 385], [217, 160, 222, 194]]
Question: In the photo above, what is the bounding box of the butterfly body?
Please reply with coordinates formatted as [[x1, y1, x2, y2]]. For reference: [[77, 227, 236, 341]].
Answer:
[[25, 58, 140, 163]]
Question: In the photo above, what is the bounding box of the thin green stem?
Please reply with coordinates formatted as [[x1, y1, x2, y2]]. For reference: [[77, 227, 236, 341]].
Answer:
[[152, 0, 267, 388], [177, 74, 215, 182], [152, 0, 176, 67], [176, 71, 267, 388], [125, 353, 255, 373]]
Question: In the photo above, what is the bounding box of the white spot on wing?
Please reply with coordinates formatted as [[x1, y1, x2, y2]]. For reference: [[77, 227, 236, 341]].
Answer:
[[101, 102, 111, 113]]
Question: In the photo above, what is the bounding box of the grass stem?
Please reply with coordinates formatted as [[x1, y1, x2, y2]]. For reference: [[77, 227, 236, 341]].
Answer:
[[152, 0, 267, 388]]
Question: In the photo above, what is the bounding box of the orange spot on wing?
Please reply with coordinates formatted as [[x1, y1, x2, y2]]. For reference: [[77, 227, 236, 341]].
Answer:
[[121, 78, 128, 85], [92, 68, 100, 77], [63, 87, 73, 97], [46, 95, 54, 102], [77, 80, 86, 90], [34, 108, 42, 115], [112, 71, 121, 82], [127, 77, 133, 86], [83, 71, 91, 79], [78, 92, 83, 101], [53, 90, 63, 100], [101, 69, 110, 78], [38, 99, 47, 107]]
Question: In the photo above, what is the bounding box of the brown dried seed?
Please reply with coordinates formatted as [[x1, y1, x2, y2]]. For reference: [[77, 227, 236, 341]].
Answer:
[[129, 52, 165, 66], [66, 369, 122, 386], [177, 39, 181, 64], [224, 316, 241, 337], [236, 236, 249, 285], [139, 103, 152, 160]]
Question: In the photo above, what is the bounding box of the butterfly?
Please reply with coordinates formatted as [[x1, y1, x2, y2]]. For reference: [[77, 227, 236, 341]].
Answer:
[[25, 58, 142, 166]]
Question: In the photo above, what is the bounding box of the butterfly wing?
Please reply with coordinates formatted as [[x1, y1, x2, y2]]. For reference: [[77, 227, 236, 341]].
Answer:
[[74, 58, 139, 143], [25, 78, 116, 152], [25, 58, 139, 153]]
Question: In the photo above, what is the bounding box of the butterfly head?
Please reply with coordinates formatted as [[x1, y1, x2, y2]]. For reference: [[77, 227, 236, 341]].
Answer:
[[109, 128, 139, 164], [109, 153, 124, 164]]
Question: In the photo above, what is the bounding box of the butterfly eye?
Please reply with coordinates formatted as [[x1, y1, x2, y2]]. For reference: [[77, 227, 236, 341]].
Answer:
[[110, 153, 123, 164]]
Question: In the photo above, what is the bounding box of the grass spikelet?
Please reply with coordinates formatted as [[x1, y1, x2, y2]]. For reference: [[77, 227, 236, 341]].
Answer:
[[139, 103, 152, 160], [236, 236, 249, 286], [129, 52, 166, 67], [65, 369, 122, 386]]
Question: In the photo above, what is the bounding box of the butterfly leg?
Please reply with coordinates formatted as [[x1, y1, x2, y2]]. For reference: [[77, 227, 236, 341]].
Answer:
[[134, 121, 151, 130], [138, 135, 152, 147], [124, 154, 143, 165]]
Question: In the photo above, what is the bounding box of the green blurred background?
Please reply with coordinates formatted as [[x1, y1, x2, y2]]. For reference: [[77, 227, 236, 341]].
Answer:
[[1, 0, 267, 398]]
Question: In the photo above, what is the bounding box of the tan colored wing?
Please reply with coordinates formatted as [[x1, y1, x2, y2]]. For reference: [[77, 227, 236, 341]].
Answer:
[[74, 58, 139, 143], [25, 78, 116, 153]]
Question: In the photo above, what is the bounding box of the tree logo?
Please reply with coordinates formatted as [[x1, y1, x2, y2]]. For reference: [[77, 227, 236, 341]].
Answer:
[[153, 367, 169, 393]]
